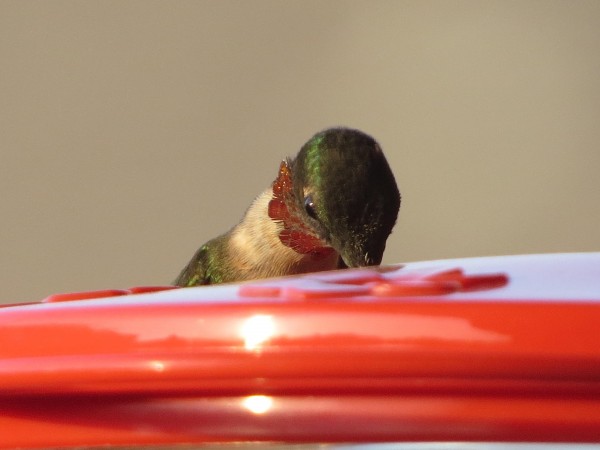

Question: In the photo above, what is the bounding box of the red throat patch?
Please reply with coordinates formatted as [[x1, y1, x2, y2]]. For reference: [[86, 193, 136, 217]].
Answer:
[[268, 161, 334, 258]]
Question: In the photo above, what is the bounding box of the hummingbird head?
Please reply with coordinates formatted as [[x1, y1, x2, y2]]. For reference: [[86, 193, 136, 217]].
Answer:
[[268, 127, 400, 268]]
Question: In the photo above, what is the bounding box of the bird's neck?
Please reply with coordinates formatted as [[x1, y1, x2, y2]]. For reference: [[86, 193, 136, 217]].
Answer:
[[267, 160, 332, 256], [227, 187, 337, 280]]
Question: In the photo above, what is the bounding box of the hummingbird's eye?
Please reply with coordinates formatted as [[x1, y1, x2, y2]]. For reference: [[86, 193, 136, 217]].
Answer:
[[304, 195, 318, 219]]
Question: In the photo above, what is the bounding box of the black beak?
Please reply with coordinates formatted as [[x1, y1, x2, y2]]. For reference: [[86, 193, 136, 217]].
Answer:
[[339, 241, 385, 268]]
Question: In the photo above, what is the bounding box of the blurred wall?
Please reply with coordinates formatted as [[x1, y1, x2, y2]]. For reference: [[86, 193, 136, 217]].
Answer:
[[1, 1, 599, 303]]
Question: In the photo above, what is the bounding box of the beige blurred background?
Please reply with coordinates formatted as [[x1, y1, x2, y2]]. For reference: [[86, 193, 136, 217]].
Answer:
[[1, 1, 599, 303]]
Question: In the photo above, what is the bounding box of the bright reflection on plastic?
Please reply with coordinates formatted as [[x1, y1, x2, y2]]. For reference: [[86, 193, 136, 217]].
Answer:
[[149, 360, 165, 372], [241, 314, 275, 351], [242, 395, 273, 415]]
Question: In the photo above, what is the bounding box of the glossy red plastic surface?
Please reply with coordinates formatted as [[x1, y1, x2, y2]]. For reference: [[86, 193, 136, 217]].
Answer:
[[1, 253, 600, 448]]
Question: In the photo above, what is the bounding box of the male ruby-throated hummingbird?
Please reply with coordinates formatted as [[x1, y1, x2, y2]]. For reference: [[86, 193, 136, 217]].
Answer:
[[174, 127, 400, 286]]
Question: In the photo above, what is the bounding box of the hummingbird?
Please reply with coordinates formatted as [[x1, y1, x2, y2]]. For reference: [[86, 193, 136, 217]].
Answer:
[[174, 127, 400, 286]]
